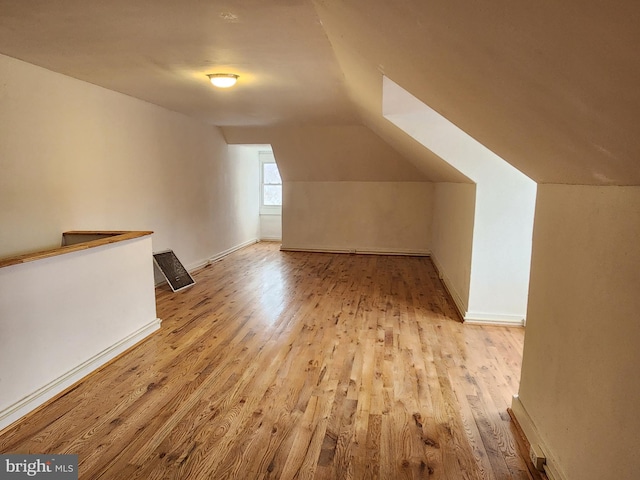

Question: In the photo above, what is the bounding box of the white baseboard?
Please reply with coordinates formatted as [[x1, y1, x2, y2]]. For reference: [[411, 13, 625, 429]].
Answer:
[[154, 239, 259, 286], [280, 245, 431, 257], [209, 238, 258, 264], [0, 318, 161, 433], [429, 254, 525, 326], [154, 257, 209, 286], [184, 257, 211, 273], [429, 253, 468, 320], [463, 312, 525, 326], [510, 395, 566, 480], [259, 236, 282, 242]]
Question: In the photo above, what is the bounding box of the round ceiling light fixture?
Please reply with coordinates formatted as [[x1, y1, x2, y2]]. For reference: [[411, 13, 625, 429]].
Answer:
[[207, 73, 239, 88]]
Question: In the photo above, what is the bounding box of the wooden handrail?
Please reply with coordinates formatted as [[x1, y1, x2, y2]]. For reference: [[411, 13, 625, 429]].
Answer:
[[0, 231, 153, 269]]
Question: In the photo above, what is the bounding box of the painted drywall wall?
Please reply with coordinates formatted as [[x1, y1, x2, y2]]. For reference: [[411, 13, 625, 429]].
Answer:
[[224, 127, 430, 250], [0, 54, 259, 267], [466, 182, 536, 322], [517, 185, 640, 480], [282, 181, 432, 254], [430, 183, 476, 315], [226, 145, 262, 250], [260, 215, 282, 241], [383, 76, 537, 324], [0, 236, 159, 430]]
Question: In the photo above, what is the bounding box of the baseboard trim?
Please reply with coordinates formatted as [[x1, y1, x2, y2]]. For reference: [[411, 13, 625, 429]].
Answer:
[[155, 256, 209, 286], [429, 254, 468, 321], [429, 254, 525, 326], [280, 245, 431, 257], [510, 395, 566, 480], [259, 236, 282, 242], [463, 312, 525, 326], [0, 318, 162, 433], [184, 258, 210, 273], [209, 238, 259, 264], [155, 239, 260, 286]]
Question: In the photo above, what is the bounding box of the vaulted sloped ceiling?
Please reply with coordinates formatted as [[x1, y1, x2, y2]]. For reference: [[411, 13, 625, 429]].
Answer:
[[0, 0, 638, 185], [313, 0, 640, 185]]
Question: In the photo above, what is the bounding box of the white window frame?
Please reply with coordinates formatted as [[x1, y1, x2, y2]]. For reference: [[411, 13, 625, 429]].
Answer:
[[259, 152, 282, 216]]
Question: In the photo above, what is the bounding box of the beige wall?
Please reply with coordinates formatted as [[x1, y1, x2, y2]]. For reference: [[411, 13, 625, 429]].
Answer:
[[517, 184, 640, 480], [224, 125, 434, 254], [260, 215, 282, 241], [282, 181, 432, 254], [430, 183, 476, 314], [0, 54, 259, 267]]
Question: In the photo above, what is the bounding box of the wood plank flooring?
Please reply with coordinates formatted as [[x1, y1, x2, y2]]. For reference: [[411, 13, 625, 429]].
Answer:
[[0, 242, 542, 479]]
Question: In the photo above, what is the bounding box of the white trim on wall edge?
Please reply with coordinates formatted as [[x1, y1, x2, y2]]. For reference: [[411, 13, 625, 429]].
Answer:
[[259, 236, 282, 242], [463, 312, 525, 326], [0, 318, 161, 433], [155, 239, 259, 287], [429, 253, 468, 320], [208, 238, 258, 264], [280, 245, 431, 257], [429, 254, 525, 326], [184, 257, 212, 273], [510, 395, 567, 480]]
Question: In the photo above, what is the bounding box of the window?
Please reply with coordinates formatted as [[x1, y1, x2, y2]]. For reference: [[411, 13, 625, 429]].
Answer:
[[260, 152, 282, 215], [263, 163, 282, 206]]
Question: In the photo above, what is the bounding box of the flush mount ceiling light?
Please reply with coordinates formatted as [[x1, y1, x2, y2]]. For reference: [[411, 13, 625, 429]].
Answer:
[[207, 73, 239, 88]]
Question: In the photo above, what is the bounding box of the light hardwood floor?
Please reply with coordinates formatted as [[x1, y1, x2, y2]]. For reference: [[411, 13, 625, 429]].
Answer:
[[0, 242, 542, 479]]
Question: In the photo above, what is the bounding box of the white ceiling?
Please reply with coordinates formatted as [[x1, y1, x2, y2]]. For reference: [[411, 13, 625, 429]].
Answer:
[[1, 0, 639, 185], [0, 0, 358, 126]]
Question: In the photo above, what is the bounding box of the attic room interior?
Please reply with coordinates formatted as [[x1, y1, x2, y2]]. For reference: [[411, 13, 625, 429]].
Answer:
[[0, 1, 638, 479]]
